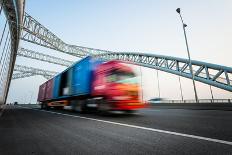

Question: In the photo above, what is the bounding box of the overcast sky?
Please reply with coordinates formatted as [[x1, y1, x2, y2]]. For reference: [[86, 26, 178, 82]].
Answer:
[[6, 0, 232, 103]]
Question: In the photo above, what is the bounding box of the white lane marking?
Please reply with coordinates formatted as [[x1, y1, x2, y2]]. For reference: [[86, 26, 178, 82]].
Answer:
[[20, 106, 232, 146]]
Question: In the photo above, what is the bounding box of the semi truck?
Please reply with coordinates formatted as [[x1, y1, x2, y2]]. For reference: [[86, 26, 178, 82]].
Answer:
[[37, 56, 145, 113]]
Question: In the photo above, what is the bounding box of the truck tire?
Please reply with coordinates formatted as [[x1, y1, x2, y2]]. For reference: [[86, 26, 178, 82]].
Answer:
[[41, 103, 47, 109], [125, 110, 136, 114], [98, 99, 110, 115], [71, 100, 87, 113], [80, 100, 88, 113], [41, 104, 44, 109], [71, 102, 81, 112], [45, 104, 50, 110]]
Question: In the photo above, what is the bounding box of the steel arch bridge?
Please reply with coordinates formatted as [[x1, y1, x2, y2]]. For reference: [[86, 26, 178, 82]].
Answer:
[[1, 3, 231, 105]]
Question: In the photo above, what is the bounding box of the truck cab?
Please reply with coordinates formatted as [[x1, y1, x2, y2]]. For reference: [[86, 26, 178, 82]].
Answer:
[[92, 60, 145, 111]]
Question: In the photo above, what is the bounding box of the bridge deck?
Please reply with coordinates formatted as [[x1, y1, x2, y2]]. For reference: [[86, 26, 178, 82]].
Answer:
[[0, 105, 232, 154]]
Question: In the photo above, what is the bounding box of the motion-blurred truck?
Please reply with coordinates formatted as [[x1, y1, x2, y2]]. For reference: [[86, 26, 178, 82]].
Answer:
[[37, 56, 145, 113]]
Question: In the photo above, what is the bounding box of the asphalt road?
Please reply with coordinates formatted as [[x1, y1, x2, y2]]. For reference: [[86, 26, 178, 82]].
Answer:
[[0, 105, 232, 155]]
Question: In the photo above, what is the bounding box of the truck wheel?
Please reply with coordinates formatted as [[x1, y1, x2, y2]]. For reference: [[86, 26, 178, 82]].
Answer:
[[71, 103, 81, 112], [71, 100, 87, 113], [41, 104, 45, 109], [80, 100, 88, 113], [45, 104, 50, 110], [98, 99, 110, 115]]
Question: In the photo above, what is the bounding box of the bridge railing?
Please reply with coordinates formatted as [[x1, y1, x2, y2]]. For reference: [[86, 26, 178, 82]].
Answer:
[[149, 99, 232, 104], [0, 0, 24, 104]]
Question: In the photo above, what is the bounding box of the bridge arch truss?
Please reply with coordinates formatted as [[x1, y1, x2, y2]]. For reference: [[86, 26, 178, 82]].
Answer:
[[97, 52, 232, 92]]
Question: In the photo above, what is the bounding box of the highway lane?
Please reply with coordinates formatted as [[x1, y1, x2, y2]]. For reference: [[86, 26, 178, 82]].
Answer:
[[35, 105, 232, 142], [0, 105, 232, 155]]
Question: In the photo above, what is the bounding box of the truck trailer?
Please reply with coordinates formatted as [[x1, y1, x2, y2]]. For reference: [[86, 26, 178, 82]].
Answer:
[[37, 56, 145, 112]]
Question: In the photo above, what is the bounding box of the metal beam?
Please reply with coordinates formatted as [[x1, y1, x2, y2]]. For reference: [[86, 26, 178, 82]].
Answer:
[[12, 72, 35, 80], [12, 72, 52, 80], [17, 47, 74, 67], [96, 52, 232, 92], [13, 65, 58, 80], [21, 12, 113, 57]]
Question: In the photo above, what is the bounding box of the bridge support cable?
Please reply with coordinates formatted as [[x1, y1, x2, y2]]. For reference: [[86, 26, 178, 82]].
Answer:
[[21, 13, 114, 58], [0, 41, 11, 95], [0, 20, 7, 46], [156, 70, 161, 98], [17, 48, 74, 67], [209, 86, 214, 102], [1, 47, 12, 95], [178, 76, 184, 101], [1, 40, 14, 98], [96, 52, 232, 92], [13, 65, 58, 80], [0, 40, 11, 82], [0, 34, 10, 95], [0, 31, 9, 65]]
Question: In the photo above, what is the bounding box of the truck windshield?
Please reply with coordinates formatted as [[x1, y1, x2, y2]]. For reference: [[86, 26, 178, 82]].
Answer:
[[107, 70, 137, 84]]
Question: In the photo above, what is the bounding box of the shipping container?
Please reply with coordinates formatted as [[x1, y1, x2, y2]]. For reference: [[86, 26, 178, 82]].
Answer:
[[71, 57, 103, 96], [37, 82, 46, 102], [70, 57, 91, 96], [45, 78, 54, 100], [39, 56, 103, 101]]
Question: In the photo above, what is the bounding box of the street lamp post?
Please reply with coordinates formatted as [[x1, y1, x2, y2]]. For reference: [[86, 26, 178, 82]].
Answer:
[[176, 8, 199, 103]]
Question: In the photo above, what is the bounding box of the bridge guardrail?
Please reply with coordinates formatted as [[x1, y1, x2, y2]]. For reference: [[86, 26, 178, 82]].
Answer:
[[148, 99, 232, 104]]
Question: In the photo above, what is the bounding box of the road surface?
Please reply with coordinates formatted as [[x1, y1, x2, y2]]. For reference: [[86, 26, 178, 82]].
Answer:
[[0, 105, 232, 155]]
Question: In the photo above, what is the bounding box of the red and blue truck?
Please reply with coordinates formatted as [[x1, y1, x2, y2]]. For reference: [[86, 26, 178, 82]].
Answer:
[[37, 56, 145, 113]]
